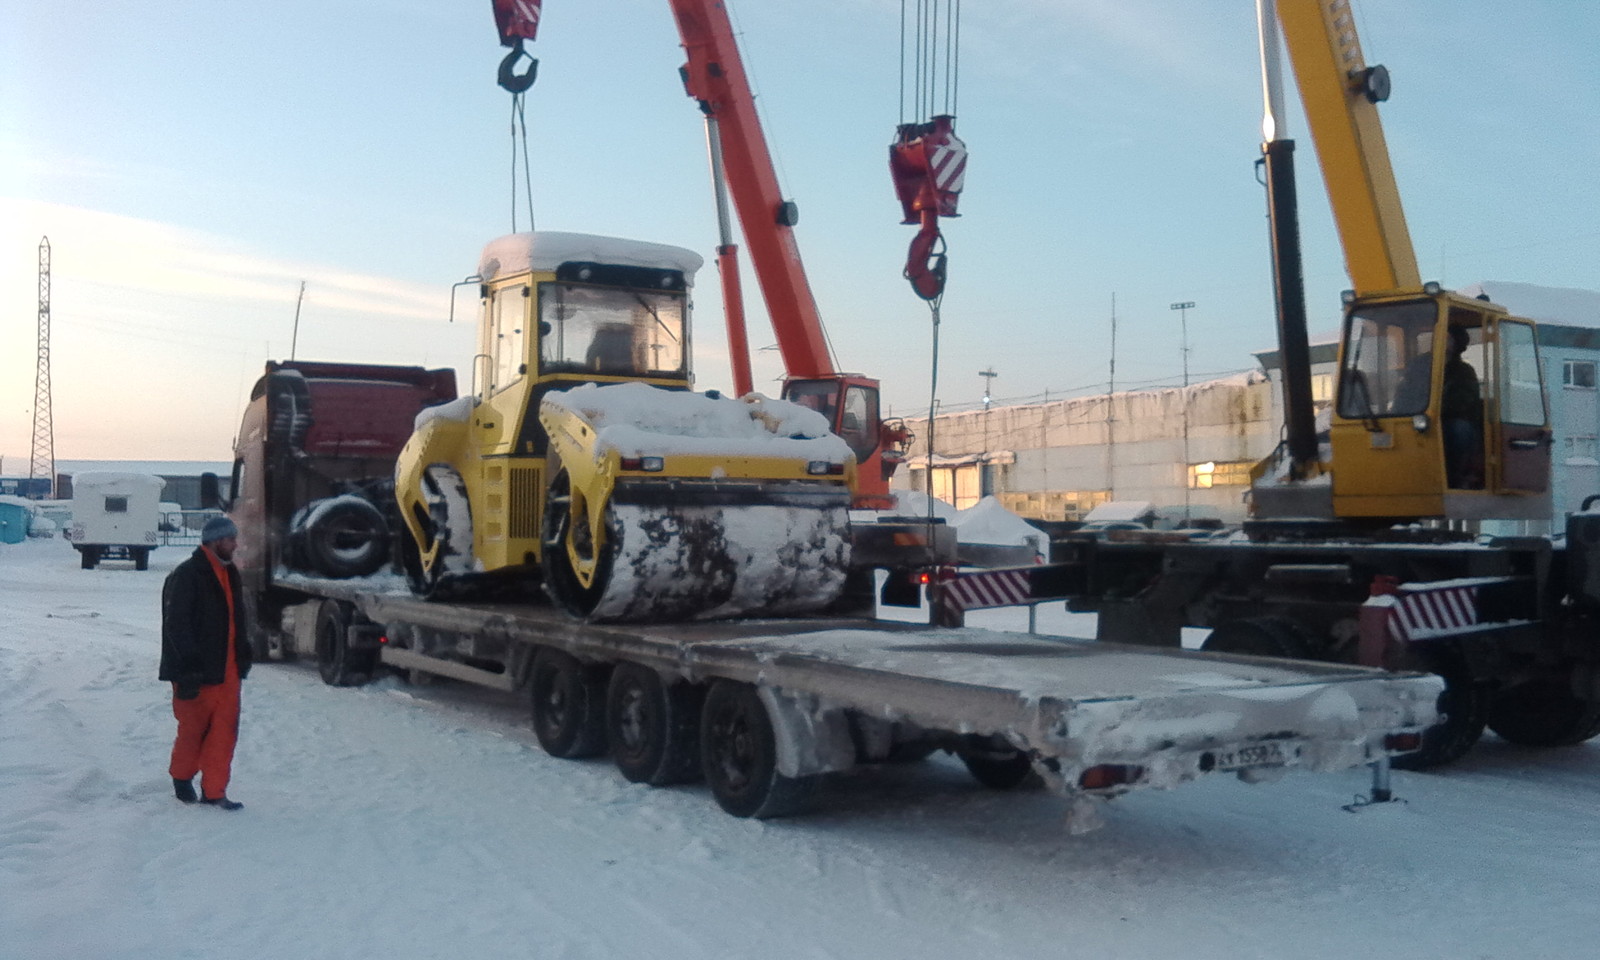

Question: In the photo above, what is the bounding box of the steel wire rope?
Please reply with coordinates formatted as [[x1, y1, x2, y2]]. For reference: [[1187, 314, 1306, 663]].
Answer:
[[509, 93, 537, 234]]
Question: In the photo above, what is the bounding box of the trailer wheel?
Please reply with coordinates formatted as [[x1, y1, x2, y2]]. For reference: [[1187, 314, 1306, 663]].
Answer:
[[133, 548, 150, 571], [315, 600, 375, 687], [959, 746, 1035, 790], [1486, 679, 1600, 747], [606, 663, 704, 785], [302, 498, 390, 579], [1201, 617, 1312, 659], [529, 648, 608, 758], [700, 680, 815, 818], [1393, 654, 1486, 770], [79, 547, 99, 570]]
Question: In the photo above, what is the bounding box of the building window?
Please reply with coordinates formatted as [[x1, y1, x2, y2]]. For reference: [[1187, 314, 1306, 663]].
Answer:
[[1311, 372, 1333, 404], [1189, 460, 1252, 489], [907, 464, 984, 510], [1564, 360, 1597, 390], [1564, 436, 1599, 465], [998, 489, 1111, 521]]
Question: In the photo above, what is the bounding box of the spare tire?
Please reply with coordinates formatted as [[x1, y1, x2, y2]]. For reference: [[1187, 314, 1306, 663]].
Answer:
[[302, 497, 390, 578]]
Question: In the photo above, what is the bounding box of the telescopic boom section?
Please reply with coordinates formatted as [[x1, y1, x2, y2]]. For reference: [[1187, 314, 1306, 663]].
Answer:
[[1275, 0, 1419, 295], [670, 0, 834, 379]]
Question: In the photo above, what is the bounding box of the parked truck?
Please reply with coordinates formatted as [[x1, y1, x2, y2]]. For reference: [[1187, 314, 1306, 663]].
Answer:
[[209, 360, 458, 657]]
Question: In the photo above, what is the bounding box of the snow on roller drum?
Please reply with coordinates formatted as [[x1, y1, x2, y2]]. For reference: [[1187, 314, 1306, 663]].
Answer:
[[539, 382, 854, 621]]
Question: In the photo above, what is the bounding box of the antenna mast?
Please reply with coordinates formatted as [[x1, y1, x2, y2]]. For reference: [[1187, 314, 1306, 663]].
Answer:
[[29, 237, 55, 499]]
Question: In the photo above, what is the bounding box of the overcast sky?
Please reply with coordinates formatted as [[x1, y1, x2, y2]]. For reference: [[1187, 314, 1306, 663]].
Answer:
[[3, 1, 1597, 462]]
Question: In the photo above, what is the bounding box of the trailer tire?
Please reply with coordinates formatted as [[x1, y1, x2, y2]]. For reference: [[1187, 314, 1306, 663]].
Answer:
[[1392, 654, 1486, 770], [530, 648, 608, 759], [315, 600, 375, 687], [606, 663, 704, 785], [301, 497, 390, 579], [700, 680, 815, 818], [1486, 679, 1600, 747], [1201, 617, 1312, 659], [79, 547, 99, 570], [133, 548, 150, 571], [959, 747, 1035, 790]]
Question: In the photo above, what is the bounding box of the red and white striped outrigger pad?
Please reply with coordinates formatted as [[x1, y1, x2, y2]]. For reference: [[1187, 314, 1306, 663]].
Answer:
[[938, 567, 1033, 612]]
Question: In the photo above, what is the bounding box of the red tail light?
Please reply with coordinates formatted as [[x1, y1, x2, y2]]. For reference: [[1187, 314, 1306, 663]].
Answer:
[[1384, 732, 1422, 752], [1078, 764, 1143, 790]]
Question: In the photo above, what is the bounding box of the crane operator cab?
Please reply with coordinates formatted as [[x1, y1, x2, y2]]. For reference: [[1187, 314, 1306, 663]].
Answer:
[[1329, 287, 1551, 522], [783, 376, 908, 510]]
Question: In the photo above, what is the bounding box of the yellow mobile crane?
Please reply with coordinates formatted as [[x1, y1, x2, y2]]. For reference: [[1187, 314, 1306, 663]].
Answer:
[[1252, 0, 1552, 526]]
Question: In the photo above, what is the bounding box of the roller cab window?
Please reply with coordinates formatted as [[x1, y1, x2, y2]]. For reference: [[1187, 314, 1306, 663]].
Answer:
[[538, 283, 686, 378]]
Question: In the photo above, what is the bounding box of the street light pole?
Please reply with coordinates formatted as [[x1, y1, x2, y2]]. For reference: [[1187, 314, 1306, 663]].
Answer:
[[979, 368, 997, 498], [1170, 301, 1195, 522]]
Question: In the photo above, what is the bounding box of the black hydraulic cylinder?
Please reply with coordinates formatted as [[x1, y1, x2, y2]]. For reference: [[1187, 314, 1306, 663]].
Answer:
[[1263, 138, 1319, 470]]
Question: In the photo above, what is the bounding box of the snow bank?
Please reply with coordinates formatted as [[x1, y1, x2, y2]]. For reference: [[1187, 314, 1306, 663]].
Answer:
[[544, 382, 853, 462], [948, 497, 1046, 550]]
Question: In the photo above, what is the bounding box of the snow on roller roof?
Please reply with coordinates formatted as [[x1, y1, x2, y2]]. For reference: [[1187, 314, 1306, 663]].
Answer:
[[543, 382, 852, 462], [479, 232, 704, 282]]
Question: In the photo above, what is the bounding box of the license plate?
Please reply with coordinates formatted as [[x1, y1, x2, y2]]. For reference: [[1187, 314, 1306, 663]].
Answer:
[[1212, 742, 1288, 771]]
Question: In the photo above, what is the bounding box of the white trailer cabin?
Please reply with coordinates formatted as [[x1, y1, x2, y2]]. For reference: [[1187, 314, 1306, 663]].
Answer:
[[64, 472, 165, 570]]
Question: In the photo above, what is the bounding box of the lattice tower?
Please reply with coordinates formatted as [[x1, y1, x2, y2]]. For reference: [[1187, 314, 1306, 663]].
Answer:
[[29, 237, 55, 498]]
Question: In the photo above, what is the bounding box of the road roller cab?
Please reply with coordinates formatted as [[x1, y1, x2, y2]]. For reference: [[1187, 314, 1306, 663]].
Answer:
[[395, 231, 857, 620]]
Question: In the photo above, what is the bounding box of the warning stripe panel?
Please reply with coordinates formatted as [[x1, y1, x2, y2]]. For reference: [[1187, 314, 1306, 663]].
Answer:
[[1386, 586, 1479, 643], [944, 569, 1031, 611]]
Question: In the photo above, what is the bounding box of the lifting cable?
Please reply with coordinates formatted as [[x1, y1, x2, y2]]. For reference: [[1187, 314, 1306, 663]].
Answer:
[[896, 1, 961, 527], [493, 1, 543, 233], [923, 293, 944, 522], [508, 92, 537, 234]]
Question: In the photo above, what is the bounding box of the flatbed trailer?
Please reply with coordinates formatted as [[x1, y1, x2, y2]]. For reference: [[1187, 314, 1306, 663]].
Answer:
[[267, 572, 1440, 826]]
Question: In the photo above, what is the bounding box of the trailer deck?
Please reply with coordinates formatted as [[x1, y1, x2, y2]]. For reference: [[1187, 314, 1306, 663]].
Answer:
[[277, 573, 1441, 821]]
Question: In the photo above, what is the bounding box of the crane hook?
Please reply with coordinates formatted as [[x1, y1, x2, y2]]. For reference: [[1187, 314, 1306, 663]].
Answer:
[[904, 220, 948, 301], [498, 38, 539, 94]]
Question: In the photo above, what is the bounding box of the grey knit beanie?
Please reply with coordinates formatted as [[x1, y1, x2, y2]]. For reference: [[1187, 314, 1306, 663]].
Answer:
[[201, 516, 238, 544]]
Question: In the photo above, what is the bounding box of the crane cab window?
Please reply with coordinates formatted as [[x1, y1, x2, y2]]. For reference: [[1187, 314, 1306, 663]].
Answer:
[[839, 386, 880, 462], [1497, 321, 1546, 426], [538, 283, 686, 378], [1338, 300, 1439, 419], [786, 380, 840, 425]]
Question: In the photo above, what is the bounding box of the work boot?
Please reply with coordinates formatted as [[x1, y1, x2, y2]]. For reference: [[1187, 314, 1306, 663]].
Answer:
[[173, 778, 197, 803], [200, 796, 244, 811]]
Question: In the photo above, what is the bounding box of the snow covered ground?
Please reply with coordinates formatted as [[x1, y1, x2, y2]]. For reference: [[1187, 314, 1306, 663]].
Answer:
[[3, 536, 1597, 960]]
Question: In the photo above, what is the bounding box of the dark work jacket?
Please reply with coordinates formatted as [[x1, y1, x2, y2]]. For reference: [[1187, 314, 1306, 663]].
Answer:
[[160, 547, 252, 685]]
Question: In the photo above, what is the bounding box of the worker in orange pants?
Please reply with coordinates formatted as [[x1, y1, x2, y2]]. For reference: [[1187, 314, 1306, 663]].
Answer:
[[160, 516, 252, 810]]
